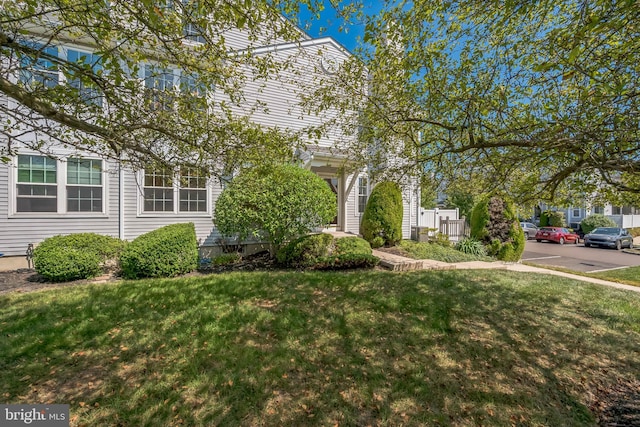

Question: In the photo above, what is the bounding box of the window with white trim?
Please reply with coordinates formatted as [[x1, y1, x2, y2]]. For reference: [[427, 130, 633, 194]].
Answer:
[[572, 208, 580, 218], [593, 206, 604, 214], [67, 49, 103, 106], [358, 176, 368, 213], [144, 65, 176, 111], [143, 168, 174, 212], [19, 44, 59, 89], [67, 158, 103, 212], [16, 155, 58, 212], [179, 168, 207, 212]]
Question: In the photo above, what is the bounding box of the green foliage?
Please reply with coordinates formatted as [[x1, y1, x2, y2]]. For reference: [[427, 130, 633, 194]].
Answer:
[[276, 233, 334, 268], [214, 164, 336, 254], [212, 253, 242, 266], [470, 195, 525, 261], [33, 233, 124, 282], [334, 236, 372, 255], [455, 238, 487, 257], [120, 223, 198, 279], [430, 232, 451, 247], [581, 214, 618, 235], [277, 234, 377, 270], [542, 210, 566, 227], [398, 240, 493, 263], [360, 181, 403, 248], [629, 227, 640, 238], [444, 187, 477, 220]]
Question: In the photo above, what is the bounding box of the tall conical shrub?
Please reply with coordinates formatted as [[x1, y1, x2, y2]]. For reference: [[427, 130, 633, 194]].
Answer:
[[360, 181, 403, 248]]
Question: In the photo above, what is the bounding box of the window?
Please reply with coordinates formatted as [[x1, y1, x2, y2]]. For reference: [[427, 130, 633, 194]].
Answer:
[[593, 206, 604, 214], [611, 206, 622, 215], [179, 72, 207, 111], [67, 49, 103, 106], [67, 158, 103, 212], [358, 176, 368, 213], [16, 155, 58, 212], [144, 65, 176, 111], [179, 168, 207, 212], [572, 208, 580, 218], [143, 168, 174, 212], [19, 45, 59, 89]]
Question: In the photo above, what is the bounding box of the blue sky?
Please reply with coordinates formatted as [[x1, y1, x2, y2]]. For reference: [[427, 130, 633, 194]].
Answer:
[[293, 1, 384, 53]]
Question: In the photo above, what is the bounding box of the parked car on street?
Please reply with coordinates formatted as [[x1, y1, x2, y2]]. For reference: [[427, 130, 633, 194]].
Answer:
[[520, 222, 538, 240], [535, 227, 579, 245], [584, 227, 634, 250]]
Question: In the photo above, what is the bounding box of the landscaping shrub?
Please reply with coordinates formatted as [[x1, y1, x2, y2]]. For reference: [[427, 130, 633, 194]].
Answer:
[[33, 233, 124, 282], [214, 164, 336, 255], [276, 233, 334, 268], [455, 238, 487, 257], [543, 210, 566, 227], [581, 214, 618, 235], [334, 236, 372, 255], [470, 194, 525, 261], [211, 253, 242, 266], [630, 227, 640, 238], [120, 223, 198, 279], [360, 181, 403, 248], [277, 234, 378, 270]]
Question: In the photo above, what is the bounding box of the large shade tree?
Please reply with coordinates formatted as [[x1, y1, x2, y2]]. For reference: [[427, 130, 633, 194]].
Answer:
[[306, 0, 640, 205], [0, 0, 330, 175]]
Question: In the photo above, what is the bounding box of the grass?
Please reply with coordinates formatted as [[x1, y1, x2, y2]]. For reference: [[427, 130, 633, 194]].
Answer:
[[395, 240, 495, 263], [524, 263, 640, 288], [2, 270, 640, 425]]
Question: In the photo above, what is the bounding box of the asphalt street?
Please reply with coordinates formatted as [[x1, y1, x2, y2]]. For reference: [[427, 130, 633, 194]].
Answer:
[[522, 240, 640, 273]]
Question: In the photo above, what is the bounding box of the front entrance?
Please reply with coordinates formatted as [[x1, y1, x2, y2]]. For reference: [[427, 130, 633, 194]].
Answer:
[[323, 177, 339, 226]]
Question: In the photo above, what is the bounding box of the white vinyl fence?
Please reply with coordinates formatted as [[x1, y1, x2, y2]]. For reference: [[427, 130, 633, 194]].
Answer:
[[413, 208, 469, 242]]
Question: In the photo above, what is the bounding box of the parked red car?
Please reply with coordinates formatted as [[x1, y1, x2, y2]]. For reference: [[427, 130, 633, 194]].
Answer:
[[535, 227, 579, 245]]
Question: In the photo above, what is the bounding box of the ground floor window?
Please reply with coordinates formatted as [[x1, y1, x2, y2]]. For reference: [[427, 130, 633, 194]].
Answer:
[[358, 176, 368, 213], [143, 167, 208, 213]]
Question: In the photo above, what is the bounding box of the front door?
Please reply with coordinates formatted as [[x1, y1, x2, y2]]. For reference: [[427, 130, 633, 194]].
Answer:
[[324, 178, 338, 226]]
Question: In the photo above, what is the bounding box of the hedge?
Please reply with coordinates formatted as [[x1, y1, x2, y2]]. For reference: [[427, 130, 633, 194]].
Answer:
[[120, 223, 199, 279]]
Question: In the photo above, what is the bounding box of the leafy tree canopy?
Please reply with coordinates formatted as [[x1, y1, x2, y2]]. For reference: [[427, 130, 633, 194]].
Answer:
[[0, 0, 329, 175], [311, 0, 640, 205]]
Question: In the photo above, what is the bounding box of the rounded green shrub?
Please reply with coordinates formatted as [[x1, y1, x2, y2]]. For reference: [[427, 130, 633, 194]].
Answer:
[[120, 223, 198, 279], [470, 194, 525, 261], [276, 233, 334, 268], [334, 236, 372, 255], [33, 233, 124, 282], [214, 164, 336, 255], [360, 181, 403, 248], [541, 210, 566, 227], [581, 214, 617, 235]]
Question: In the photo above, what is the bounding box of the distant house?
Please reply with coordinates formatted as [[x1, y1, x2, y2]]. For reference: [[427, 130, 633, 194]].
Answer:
[[536, 203, 640, 228], [0, 9, 421, 264]]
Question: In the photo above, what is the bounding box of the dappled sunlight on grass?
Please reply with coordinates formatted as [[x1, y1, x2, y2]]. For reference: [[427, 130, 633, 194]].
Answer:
[[1, 270, 640, 425]]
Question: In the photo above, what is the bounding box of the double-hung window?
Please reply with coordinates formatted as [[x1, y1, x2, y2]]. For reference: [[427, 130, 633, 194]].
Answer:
[[67, 159, 103, 212], [142, 167, 208, 213], [357, 176, 368, 214], [16, 155, 58, 212], [67, 49, 103, 106], [19, 45, 59, 89], [143, 168, 174, 212], [15, 155, 104, 214], [144, 65, 176, 111], [179, 72, 207, 111]]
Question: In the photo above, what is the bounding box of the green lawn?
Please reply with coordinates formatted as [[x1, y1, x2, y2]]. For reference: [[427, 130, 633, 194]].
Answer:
[[2, 270, 640, 426], [589, 265, 640, 287]]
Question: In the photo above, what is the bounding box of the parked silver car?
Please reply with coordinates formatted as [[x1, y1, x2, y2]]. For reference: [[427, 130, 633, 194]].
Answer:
[[584, 227, 634, 250], [520, 222, 538, 240]]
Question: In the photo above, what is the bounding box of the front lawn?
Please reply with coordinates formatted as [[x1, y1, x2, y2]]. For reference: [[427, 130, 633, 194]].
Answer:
[[589, 265, 640, 287], [1, 270, 640, 425]]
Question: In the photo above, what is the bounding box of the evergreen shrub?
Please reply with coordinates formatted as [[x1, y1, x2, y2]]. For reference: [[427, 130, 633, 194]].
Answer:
[[470, 194, 525, 261], [120, 223, 198, 279], [33, 233, 124, 282], [360, 181, 403, 248]]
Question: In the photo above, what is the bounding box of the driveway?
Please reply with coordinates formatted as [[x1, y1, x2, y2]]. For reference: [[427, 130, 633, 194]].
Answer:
[[522, 240, 640, 273]]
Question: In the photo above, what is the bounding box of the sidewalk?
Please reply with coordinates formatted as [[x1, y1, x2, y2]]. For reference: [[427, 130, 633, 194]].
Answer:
[[372, 250, 640, 294]]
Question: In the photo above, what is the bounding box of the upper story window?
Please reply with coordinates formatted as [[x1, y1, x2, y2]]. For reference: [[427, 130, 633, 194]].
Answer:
[[358, 176, 368, 213], [19, 45, 59, 89], [179, 72, 207, 111], [15, 155, 104, 214], [144, 65, 176, 111], [593, 206, 604, 214], [67, 49, 103, 107]]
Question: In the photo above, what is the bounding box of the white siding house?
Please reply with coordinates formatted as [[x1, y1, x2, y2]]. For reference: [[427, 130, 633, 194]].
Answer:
[[0, 12, 421, 265]]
